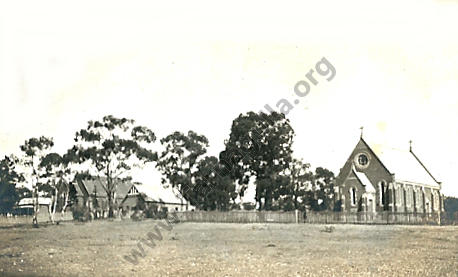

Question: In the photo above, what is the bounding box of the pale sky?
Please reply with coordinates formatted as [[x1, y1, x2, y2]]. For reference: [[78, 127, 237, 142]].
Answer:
[[1, 0, 457, 197]]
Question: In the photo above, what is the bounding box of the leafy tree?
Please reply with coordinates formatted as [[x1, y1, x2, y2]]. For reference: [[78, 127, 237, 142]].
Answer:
[[220, 112, 294, 210], [305, 167, 335, 211], [265, 174, 291, 211], [314, 167, 335, 210], [278, 158, 313, 211], [72, 115, 157, 217], [39, 151, 77, 222], [156, 130, 209, 201], [16, 186, 32, 199], [192, 156, 236, 211], [444, 196, 458, 223], [39, 153, 63, 223], [0, 155, 22, 214], [19, 136, 54, 226]]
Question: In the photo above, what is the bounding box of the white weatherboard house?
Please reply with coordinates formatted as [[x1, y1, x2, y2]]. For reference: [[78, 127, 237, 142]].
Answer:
[[121, 182, 193, 213]]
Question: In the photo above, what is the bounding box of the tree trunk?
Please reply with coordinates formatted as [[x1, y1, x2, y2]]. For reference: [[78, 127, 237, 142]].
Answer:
[[265, 189, 272, 210], [108, 195, 113, 217], [106, 170, 115, 218], [256, 195, 262, 211], [48, 199, 53, 223], [49, 187, 58, 224], [108, 190, 114, 218], [60, 188, 69, 221], [32, 184, 39, 227]]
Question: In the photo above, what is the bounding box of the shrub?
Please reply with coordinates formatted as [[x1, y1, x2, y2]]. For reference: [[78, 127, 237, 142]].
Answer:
[[145, 205, 158, 219], [242, 202, 256, 211], [131, 210, 144, 221], [157, 209, 168, 219], [230, 203, 241, 210], [144, 205, 169, 219], [71, 205, 91, 222]]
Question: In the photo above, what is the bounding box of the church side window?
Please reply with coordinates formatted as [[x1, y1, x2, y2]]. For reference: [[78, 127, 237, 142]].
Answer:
[[350, 187, 357, 206], [379, 181, 386, 206]]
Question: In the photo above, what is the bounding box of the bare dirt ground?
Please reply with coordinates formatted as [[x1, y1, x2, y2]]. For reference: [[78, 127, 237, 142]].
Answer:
[[0, 220, 456, 276]]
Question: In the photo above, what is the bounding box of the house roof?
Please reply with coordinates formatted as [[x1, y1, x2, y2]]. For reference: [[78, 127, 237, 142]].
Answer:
[[17, 197, 52, 207], [361, 138, 440, 187], [76, 177, 133, 201], [129, 183, 189, 205]]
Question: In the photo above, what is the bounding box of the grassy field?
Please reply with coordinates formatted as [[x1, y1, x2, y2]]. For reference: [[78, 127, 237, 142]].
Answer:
[[0, 220, 456, 276]]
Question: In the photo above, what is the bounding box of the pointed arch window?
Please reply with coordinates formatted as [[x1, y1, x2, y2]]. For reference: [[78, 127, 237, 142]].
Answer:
[[350, 187, 357, 206], [379, 181, 386, 206]]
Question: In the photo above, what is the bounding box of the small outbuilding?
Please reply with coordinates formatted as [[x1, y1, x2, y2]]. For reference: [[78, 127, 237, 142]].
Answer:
[[15, 197, 52, 216]]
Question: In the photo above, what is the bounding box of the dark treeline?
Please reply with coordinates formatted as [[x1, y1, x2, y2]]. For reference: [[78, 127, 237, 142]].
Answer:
[[443, 197, 458, 223], [0, 111, 338, 224]]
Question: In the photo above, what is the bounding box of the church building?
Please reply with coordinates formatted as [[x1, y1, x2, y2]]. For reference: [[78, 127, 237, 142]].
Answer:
[[335, 135, 443, 215]]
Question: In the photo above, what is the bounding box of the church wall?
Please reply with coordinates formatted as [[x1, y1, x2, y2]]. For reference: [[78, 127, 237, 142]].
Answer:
[[413, 186, 422, 213], [401, 184, 413, 212], [336, 139, 393, 212], [433, 190, 440, 212], [339, 171, 365, 212], [392, 182, 444, 214], [424, 187, 432, 213], [336, 138, 442, 218], [394, 183, 404, 212]]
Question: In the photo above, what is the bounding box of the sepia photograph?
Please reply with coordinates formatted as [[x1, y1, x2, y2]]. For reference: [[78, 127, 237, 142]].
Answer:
[[0, 1, 457, 276]]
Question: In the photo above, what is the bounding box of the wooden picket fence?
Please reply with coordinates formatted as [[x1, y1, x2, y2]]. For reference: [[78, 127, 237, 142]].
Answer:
[[304, 211, 442, 225], [1, 210, 443, 225], [0, 212, 74, 226], [175, 210, 300, 224], [175, 210, 443, 225]]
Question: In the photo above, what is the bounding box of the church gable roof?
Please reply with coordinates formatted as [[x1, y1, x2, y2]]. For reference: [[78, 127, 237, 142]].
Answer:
[[336, 138, 391, 186], [360, 138, 440, 187]]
